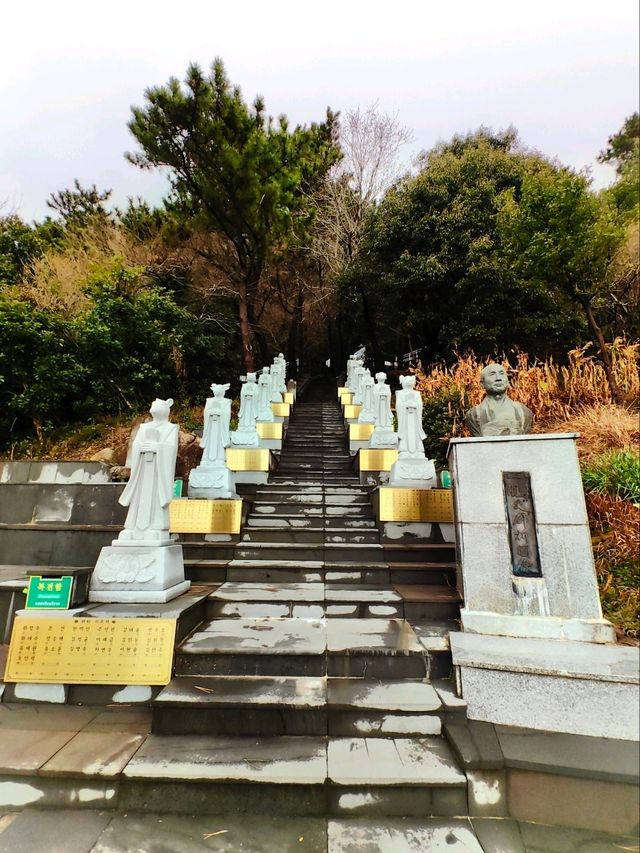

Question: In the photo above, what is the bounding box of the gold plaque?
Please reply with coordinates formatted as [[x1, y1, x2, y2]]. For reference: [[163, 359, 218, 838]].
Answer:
[[337, 386, 349, 397], [283, 392, 294, 405], [379, 487, 454, 522], [170, 499, 242, 533], [4, 617, 176, 685], [350, 423, 374, 441], [343, 404, 362, 420], [271, 402, 291, 417], [360, 449, 399, 471], [257, 422, 283, 440], [226, 447, 270, 471]]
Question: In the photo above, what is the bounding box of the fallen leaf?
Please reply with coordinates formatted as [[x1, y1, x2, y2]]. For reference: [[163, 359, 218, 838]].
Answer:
[[194, 686, 216, 693], [203, 830, 228, 839]]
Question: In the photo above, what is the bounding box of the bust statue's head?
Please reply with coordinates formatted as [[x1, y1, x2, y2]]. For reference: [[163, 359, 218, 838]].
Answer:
[[481, 364, 509, 397], [149, 398, 173, 421], [375, 372, 387, 383]]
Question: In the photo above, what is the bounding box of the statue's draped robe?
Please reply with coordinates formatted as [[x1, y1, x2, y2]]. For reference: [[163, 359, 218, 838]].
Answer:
[[119, 420, 178, 536], [396, 388, 426, 455], [464, 396, 533, 437], [200, 397, 231, 466], [238, 382, 259, 429], [373, 383, 392, 428]]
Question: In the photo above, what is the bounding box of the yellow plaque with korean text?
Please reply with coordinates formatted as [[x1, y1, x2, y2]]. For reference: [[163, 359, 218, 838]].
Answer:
[[378, 487, 454, 522], [170, 499, 242, 533], [4, 617, 176, 685], [283, 392, 294, 405], [257, 422, 283, 440], [337, 386, 349, 397], [359, 449, 399, 471], [226, 448, 270, 471], [271, 402, 291, 418], [343, 404, 362, 420], [350, 423, 374, 441]]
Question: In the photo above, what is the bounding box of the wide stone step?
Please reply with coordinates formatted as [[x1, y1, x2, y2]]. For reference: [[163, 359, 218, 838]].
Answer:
[[233, 543, 384, 563], [152, 675, 443, 737], [241, 528, 380, 545]]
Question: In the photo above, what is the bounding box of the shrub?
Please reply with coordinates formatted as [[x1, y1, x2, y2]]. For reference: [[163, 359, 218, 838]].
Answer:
[[582, 449, 640, 504]]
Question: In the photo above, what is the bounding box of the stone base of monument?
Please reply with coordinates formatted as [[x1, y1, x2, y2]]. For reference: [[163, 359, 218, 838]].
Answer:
[[89, 543, 191, 603], [369, 428, 399, 449], [389, 456, 437, 489], [450, 632, 639, 740], [230, 429, 260, 448], [187, 465, 236, 499], [259, 437, 282, 450], [437, 522, 456, 543], [460, 608, 616, 643]]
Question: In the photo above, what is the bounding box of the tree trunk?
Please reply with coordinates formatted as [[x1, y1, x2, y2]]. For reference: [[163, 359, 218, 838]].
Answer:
[[583, 301, 622, 404], [358, 285, 383, 369], [238, 280, 255, 372]]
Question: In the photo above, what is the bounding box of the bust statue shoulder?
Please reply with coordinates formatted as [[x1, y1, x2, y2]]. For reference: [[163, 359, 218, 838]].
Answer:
[[464, 364, 533, 437]]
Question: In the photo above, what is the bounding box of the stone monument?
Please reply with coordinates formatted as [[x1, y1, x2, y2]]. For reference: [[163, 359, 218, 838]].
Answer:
[[230, 373, 260, 447], [357, 370, 376, 423], [389, 375, 436, 488], [90, 398, 190, 602], [370, 372, 398, 448], [465, 363, 533, 436], [188, 383, 236, 499], [258, 368, 276, 422], [352, 365, 366, 405], [271, 353, 287, 399]]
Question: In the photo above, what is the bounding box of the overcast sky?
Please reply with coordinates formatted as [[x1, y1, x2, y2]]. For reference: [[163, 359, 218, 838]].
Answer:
[[1, 0, 638, 222]]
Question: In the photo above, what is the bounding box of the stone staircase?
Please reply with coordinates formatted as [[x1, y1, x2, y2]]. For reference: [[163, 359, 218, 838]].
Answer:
[[136, 392, 467, 817]]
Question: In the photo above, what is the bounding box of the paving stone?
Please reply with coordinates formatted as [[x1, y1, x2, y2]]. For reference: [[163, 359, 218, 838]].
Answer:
[[470, 817, 525, 853], [327, 737, 466, 786], [325, 585, 401, 603], [156, 675, 327, 707], [326, 619, 423, 655], [0, 703, 97, 731], [0, 729, 77, 773], [82, 707, 151, 734], [327, 818, 483, 852], [92, 812, 328, 853], [0, 807, 112, 853], [184, 618, 327, 655], [39, 731, 146, 777], [328, 678, 441, 712], [433, 679, 467, 712], [211, 582, 325, 602], [411, 621, 455, 652], [516, 819, 638, 852], [124, 734, 327, 783]]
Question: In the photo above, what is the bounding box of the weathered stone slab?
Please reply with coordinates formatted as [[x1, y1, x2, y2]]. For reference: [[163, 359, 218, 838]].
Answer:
[[211, 583, 325, 602], [182, 618, 327, 655], [124, 734, 327, 783], [156, 675, 327, 708], [40, 731, 146, 777], [326, 619, 423, 654], [328, 678, 441, 712], [0, 729, 76, 773], [0, 807, 113, 853], [0, 704, 96, 731], [327, 818, 483, 852]]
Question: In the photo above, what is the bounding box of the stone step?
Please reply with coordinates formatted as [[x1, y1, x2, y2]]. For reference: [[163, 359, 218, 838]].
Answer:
[[251, 503, 374, 517], [384, 543, 456, 562], [118, 733, 466, 816], [152, 675, 443, 737], [241, 528, 380, 544], [175, 617, 448, 679], [233, 543, 384, 563]]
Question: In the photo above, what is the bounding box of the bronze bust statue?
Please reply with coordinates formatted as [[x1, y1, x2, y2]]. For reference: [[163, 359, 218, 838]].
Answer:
[[465, 364, 533, 437]]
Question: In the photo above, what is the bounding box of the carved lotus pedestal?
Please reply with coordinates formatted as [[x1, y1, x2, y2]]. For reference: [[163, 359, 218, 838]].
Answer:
[[389, 455, 437, 489], [89, 542, 190, 603], [188, 463, 236, 499], [369, 427, 398, 448]]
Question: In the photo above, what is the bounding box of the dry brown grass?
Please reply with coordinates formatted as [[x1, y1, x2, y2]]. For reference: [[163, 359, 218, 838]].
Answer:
[[546, 404, 640, 461]]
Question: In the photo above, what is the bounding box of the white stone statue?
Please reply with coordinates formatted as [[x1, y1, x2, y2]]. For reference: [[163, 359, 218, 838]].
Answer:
[[273, 353, 287, 396], [347, 358, 362, 393], [370, 372, 398, 448], [269, 357, 284, 403], [188, 383, 236, 498], [258, 368, 276, 422], [231, 373, 260, 447], [353, 365, 366, 405], [118, 398, 178, 543], [358, 370, 376, 423], [389, 375, 436, 488], [346, 357, 357, 391]]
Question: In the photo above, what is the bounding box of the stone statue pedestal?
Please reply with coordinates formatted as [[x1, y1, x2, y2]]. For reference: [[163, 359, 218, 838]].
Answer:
[[188, 464, 236, 499], [389, 456, 436, 489], [90, 542, 190, 603], [370, 427, 399, 449], [230, 428, 260, 448]]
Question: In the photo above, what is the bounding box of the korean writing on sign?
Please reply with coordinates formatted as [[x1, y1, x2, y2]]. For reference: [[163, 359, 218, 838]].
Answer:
[[503, 471, 542, 577]]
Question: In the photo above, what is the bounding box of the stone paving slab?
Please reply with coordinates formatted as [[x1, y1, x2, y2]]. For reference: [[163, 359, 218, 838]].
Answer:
[[328, 678, 441, 713], [39, 731, 146, 777], [0, 704, 98, 731], [412, 621, 456, 652], [124, 734, 327, 784], [327, 737, 466, 786], [211, 583, 325, 602], [156, 675, 327, 708], [184, 618, 327, 655], [0, 729, 77, 774], [0, 807, 113, 853], [325, 586, 401, 603], [327, 817, 483, 852], [326, 619, 423, 655], [82, 708, 151, 734]]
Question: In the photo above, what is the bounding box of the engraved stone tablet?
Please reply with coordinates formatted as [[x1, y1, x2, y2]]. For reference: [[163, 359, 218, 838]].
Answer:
[[503, 471, 542, 577]]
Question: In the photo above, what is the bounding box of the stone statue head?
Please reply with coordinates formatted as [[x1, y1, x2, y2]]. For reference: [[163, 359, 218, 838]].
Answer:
[[481, 363, 510, 397], [375, 372, 387, 383], [262, 366, 270, 375], [399, 375, 416, 391], [245, 373, 257, 383], [149, 398, 173, 420], [210, 383, 230, 397]]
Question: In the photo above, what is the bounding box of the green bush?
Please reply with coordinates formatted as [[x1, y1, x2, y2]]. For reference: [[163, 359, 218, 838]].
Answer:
[[421, 385, 465, 468], [582, 449, 640, 503]]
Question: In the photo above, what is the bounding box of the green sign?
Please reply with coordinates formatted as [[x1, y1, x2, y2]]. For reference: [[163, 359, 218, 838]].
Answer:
[[26, 576, 73, 610], [173, 479, 183, 498]]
